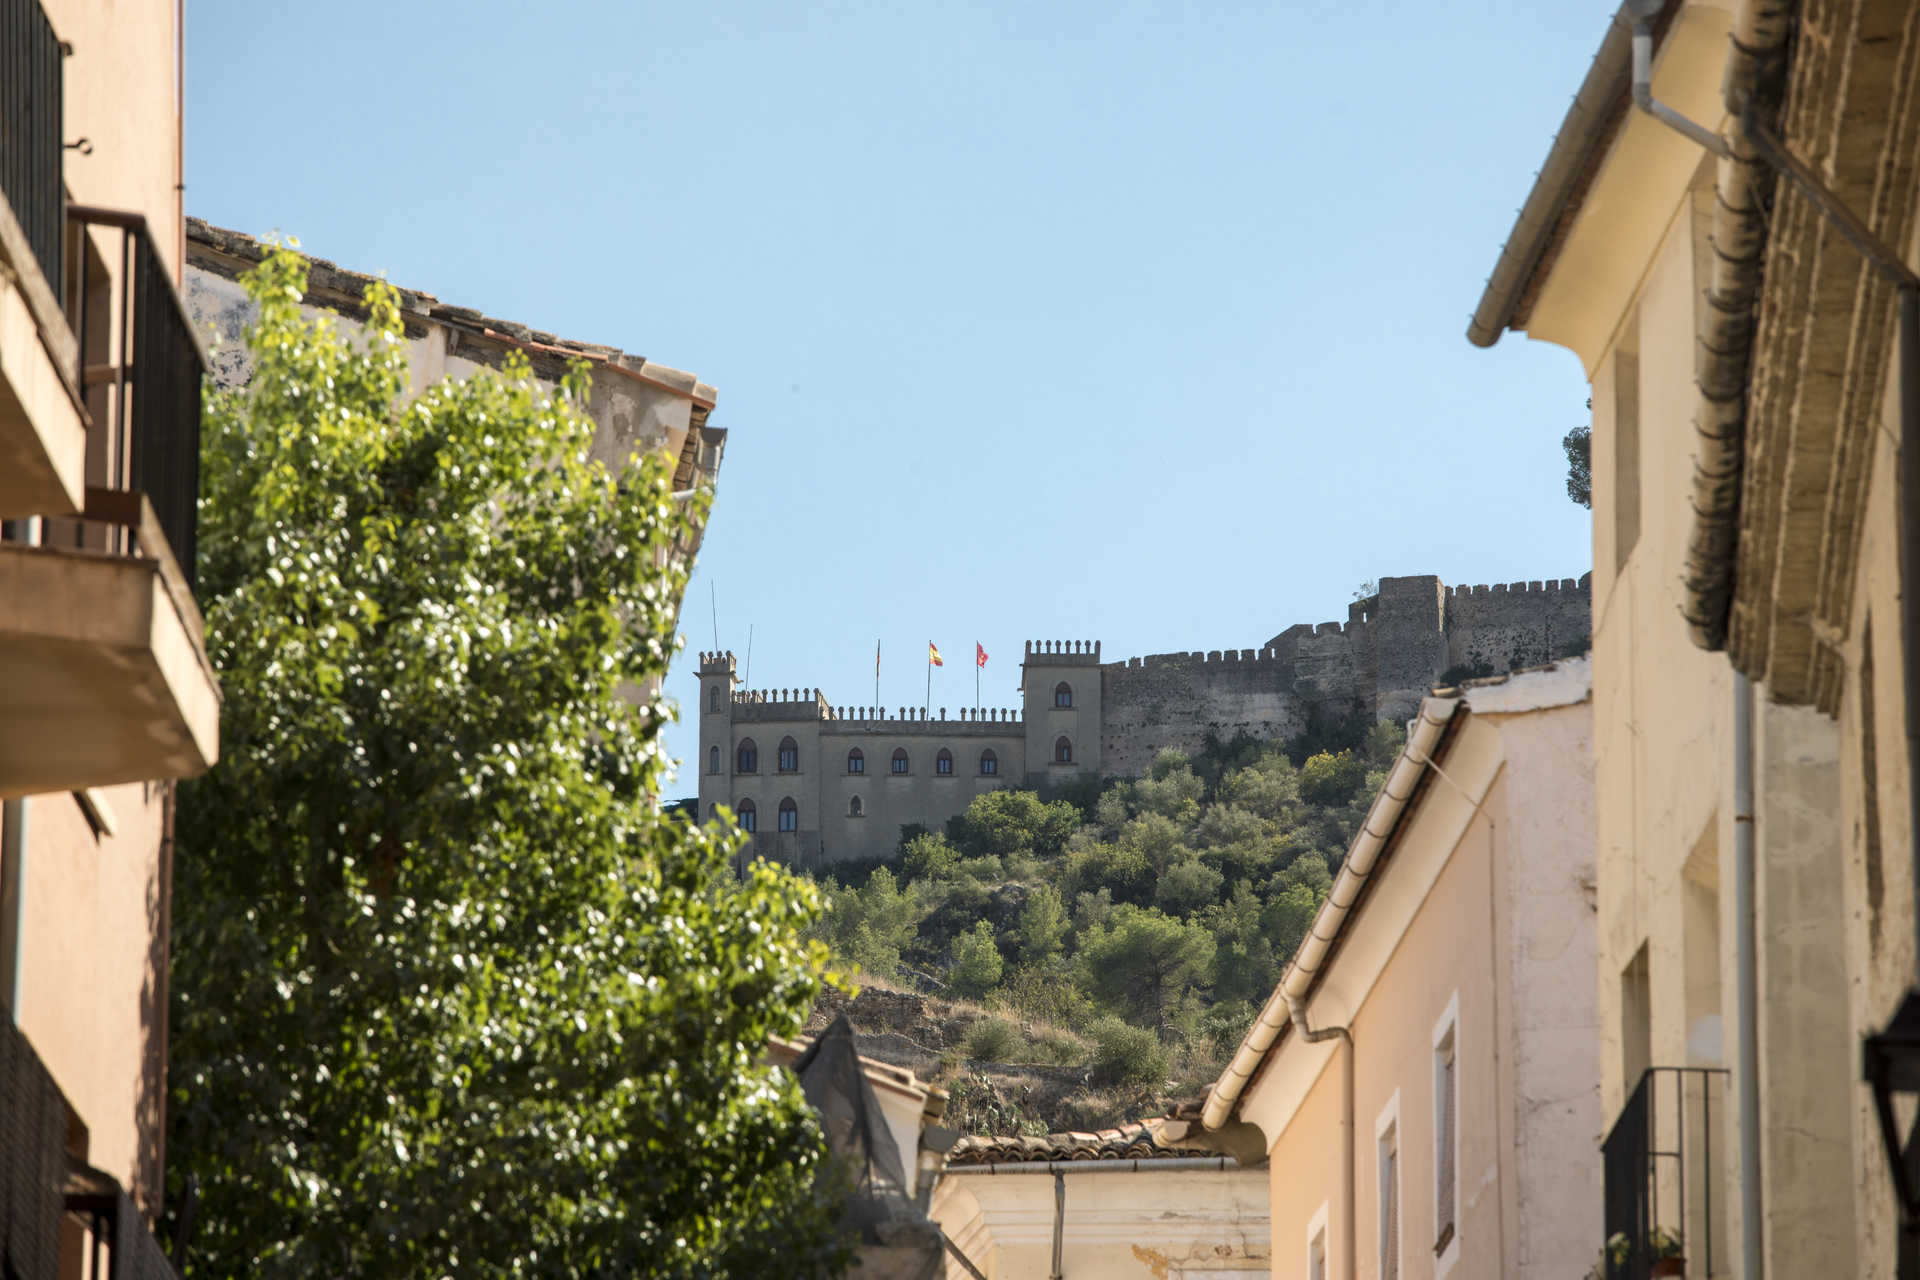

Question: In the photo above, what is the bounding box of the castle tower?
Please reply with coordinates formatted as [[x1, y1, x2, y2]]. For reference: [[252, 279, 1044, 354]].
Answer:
[[695, 650, 736, 826], [1020, 639, 1103, 787]]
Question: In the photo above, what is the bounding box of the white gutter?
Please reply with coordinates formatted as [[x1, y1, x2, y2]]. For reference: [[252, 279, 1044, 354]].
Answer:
[[1202, 695, 1463, 1131]]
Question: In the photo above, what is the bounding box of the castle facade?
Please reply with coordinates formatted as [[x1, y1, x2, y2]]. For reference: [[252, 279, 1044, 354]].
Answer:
[[697, 572, 1589, 866]]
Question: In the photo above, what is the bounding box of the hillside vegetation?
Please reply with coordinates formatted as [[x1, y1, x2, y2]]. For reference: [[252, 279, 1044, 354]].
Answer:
[[805, 722, 1405, 1126]]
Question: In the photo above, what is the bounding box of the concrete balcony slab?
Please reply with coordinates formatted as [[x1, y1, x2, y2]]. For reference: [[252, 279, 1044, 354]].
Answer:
[[0, 494, 218, 796]]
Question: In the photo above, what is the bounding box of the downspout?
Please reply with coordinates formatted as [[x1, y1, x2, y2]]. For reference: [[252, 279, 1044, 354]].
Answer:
[[1050, 1170, 1064, 1280], [1288, 995, 1356, 1280], [0, 799, 25, 1020], [1733, 673, 1762, 1279]]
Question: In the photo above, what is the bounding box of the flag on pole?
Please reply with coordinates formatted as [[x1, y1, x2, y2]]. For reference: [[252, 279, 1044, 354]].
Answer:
[[928, 642, 944, 667], [976, 642, 988, 668]]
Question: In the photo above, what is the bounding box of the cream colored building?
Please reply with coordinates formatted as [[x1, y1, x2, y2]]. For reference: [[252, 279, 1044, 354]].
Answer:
[[1468, 0, 1920, 1273], [931, 1123, 1270, 1279], [1201, 664, 1600, 1280], [0, 0, 217, 1272]]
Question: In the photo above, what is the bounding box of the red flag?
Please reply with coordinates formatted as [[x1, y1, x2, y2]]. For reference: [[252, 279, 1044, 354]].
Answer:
[[928, 642, 944, 667], [976, 642, 989, 668]]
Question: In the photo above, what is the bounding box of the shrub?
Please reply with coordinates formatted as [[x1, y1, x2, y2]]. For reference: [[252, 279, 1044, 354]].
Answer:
[[902, 832, 960, 883], [963, 1016, 1022, 1063], [1090, 1017, 1170, 1086]]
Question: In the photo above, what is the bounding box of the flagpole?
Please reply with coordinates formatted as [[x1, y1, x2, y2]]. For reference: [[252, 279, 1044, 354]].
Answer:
[[875, 639, 880, 717], [925, 652, 931, 718], [975, 655, 980, 715]]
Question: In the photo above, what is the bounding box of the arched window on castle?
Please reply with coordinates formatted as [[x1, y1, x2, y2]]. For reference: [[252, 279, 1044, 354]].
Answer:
[[1055, 682, 1073, 709], [778, 797, 798, 832], [891, 748, 910, 775], [847, 747, 865, 774], [737, 799, 757, 833], [736, 738, 758, 773], [1054, 736, 1073, 764], [980, 749, 998, 776], [936, 748, 954, 775], [777, 736, 800, 772], [708, 686, 719, 713], [848, 795, 863, 817], [708, 745, 719, 775]]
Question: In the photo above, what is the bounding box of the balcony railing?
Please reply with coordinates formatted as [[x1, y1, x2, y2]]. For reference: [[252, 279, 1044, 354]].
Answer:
[[1602, 1066, 1729, 1280], [0, 0, 63, 299], [66, 206, 207, 588]]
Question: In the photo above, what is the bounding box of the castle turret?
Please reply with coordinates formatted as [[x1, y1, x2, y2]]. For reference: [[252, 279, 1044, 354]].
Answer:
[[695, 651, 737, 826], [1020, 639, 1103, 787]]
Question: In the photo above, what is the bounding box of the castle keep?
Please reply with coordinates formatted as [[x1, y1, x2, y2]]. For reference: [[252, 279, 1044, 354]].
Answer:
[[698, 572, 1589, 866]]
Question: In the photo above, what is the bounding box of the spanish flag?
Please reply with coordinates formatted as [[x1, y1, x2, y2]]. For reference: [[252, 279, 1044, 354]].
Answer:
[[929, 642, 944, 667]]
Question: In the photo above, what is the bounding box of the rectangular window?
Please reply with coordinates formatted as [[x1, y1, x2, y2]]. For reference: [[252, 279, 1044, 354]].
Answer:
[[1622, 943, 1652, 1093], [1377, 1093, 1401, 1280], [1612, 348, 1641, 573], [1433, 993, 1459, 1267], [1306, 1201, 1330, 1280]]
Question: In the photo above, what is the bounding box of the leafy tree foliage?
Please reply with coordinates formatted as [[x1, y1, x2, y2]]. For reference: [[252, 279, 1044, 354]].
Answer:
[[1564, 422, 1592, 508], [169, 250, 845, 1278], [944, 789, 1079, 860], [1080, 906, 1215, 1035], [950, 921, 1006, 998]]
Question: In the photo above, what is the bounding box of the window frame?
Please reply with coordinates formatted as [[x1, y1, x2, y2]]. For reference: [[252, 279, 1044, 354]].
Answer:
[[735, 737, 758, 774], [1376, 1089, 1402, 1280], [891, 748, 910, 775], [777, 797, 798, 833], [777, 736, 800, 773], [737, 799, 757, 834], [709, 745, 719, 775], [1054, 681, 1072, 708], [979, 749, 998, 776], [1054, 735, 1073, 765], [936, 748, 954, 775], [848, 795, 863, 817], [847, 747, 865, 775], [1432, 991, 1461, 1274], [1305, 1200, 1330, 1280], [708, 686, 720, 712]]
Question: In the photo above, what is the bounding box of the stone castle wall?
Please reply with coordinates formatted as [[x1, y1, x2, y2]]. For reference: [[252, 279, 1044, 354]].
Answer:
[[1097, 573, 1590, 777]]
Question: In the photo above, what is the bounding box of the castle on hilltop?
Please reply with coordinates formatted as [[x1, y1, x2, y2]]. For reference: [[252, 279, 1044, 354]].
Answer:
[[697, 572, 1590, 867]]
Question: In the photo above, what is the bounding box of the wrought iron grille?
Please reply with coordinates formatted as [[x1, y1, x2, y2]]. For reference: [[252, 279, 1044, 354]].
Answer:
[[1602, 1065, 1729, 1280], [0, 0, 63, 297]]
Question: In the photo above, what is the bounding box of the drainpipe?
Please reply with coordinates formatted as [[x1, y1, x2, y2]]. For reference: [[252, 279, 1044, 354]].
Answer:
[[0, 798, 26, 1020], [1733, 673, 1762, 1279], [1288, 994, 1356, 1280], [1050, 1169, 1065, 1280]]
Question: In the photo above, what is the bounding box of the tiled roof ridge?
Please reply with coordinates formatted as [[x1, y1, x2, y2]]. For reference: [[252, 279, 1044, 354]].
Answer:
[[945, 1117, 1212, 1166]]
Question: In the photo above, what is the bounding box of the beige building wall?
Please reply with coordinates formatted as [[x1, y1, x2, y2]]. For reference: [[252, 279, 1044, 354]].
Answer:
[[2, 0, 189, 1221], [1467, 3, 1920, 1270], [1236, 675, 1599, 1280]]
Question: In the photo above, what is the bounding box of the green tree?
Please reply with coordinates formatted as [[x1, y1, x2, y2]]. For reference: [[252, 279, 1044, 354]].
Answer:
[[950, 920, 1006, 998], [1012, 883, 1070, 964], [1080, 905, 1215, 1035], [945, 788, 1080, 860], [1564, 421, 1592, 508], [169, 250, 847, 1278], [822, 867, 925, 978], [900, 830, 960, 883], [1153, 857, 1225, 918], [1298, 749, 1369, 807]]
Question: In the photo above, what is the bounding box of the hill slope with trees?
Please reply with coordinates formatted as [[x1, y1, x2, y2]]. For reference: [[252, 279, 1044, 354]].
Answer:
[[805, 722, 1405, 1131]]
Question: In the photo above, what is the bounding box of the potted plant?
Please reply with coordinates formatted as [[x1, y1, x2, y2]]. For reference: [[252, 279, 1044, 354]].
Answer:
[[1648, 1226, 1685, 1277]]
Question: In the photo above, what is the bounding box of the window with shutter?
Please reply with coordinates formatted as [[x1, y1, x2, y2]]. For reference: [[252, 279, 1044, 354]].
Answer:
[[1436, 1034, 1457, 1252]]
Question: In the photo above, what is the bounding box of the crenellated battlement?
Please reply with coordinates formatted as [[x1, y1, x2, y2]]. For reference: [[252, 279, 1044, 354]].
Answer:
[[1111, 644, 1298, 671], [1023, 639, 1103, 665], [698, 649, 738, 672], [1444, 574, 1591, 599], [725, 686, 1024, 729]]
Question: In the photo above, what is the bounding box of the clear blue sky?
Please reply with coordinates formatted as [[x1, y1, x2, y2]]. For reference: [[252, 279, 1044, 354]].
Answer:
[[187, 1, 1603, 790]]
